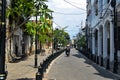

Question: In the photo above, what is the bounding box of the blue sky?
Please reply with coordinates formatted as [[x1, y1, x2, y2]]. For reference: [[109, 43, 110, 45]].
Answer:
[[46, 0, 86, 39]]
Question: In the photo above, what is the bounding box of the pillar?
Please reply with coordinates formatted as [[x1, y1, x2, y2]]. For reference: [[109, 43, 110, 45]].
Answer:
[[92, 33, 95, 61], [98, 29, 102, 64], [110, 22, 114, 71], [103, 25, 107, 67]]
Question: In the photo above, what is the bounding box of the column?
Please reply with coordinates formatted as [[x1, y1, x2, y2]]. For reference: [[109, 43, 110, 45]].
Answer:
[[98, 29, 102, 64], [103, 26, 107, 58], [92, 33, 95, 55], [92, 33, 95, 61], [103, 26, 107, 67], [110, 22, 114, 71], [98, 29, 101, 56]]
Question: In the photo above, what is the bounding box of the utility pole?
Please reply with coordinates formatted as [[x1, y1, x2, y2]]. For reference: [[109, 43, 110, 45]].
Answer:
[[0, 0, 7, 79]]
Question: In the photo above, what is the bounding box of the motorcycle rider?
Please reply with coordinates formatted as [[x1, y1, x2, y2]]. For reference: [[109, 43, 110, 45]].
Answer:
[[65, 45, 70, 56]]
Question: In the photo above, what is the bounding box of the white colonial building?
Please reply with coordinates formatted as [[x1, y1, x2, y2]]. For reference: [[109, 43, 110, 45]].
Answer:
[[86, 0, 120, 74]]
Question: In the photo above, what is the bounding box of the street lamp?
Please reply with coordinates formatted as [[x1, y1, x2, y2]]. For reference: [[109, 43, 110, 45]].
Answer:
[[50, 12, 53, 54], [46, 11, 53, 53], [34, 3, 41, 68], [34, 15, 38, 68], [0, 0, 7, 79]]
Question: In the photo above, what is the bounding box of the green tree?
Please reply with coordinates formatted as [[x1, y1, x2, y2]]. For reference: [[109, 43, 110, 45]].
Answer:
[[6, 0, 52, 40], [53, 29, 70, 48], [6, 0, 35, 39], [25, 4, 53, 44], [77, 35, 86, 48]]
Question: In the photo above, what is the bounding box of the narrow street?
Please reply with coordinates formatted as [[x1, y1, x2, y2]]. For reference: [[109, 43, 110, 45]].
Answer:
[[1, 0, 120, 80], [47, 48, 120, 80]]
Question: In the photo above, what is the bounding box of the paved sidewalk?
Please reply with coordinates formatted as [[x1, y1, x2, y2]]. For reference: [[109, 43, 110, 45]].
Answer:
[[6, 53, 51, 80]]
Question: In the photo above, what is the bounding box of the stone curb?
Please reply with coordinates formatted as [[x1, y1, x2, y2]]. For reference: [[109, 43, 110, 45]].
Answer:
[[42, 52, 64, 80]]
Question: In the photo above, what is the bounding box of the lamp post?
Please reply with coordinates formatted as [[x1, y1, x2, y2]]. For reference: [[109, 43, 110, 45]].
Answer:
[[34, 1, 43, 68], [111, 0, 118, 73], [47, 11, 53, 53], [34, 3, 40, 68], [0, 0, 7, 79], [34, 15, 38, 68], [51, 12, 53, 54]]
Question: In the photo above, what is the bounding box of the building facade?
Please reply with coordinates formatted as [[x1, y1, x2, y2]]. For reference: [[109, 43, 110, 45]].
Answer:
[[5, 0, 33, 62], [86, 0, 120, 75]]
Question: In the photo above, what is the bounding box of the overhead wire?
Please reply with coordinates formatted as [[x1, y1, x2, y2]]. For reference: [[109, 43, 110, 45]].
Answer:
[[48, 1, 87, 29], [53, 11, 86, 15], [66, 1, 86, 6], [52, 21, 81, 32], [64, 0, 86, 11]]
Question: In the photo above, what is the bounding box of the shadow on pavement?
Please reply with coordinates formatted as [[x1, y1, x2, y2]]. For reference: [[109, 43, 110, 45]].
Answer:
[[72, 53, 83, 58], [16, 78, 34, 80], [9, 49, 42, 63], [72, 51, 120, 80]]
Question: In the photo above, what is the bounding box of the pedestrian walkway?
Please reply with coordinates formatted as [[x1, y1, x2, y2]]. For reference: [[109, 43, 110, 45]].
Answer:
[[7, 52, 51, 80], [47, 48, 120, 80]]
